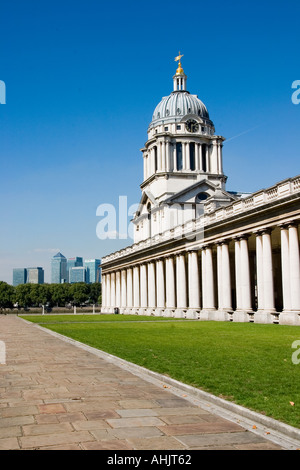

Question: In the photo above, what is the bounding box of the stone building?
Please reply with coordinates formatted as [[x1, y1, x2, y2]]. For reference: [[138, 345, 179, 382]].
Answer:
[[100, 56, 300, 325]]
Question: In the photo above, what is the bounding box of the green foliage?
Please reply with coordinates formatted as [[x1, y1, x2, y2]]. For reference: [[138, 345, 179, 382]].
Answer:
[[0, 282, 101, 309], [0, 281, 15, 309]]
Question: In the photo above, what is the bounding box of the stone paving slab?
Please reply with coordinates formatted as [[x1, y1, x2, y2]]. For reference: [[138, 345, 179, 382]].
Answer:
[[0, 315, 291, 450]]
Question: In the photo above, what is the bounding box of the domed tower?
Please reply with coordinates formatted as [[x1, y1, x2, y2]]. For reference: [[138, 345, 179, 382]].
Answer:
[[133, 54, 236, 243]]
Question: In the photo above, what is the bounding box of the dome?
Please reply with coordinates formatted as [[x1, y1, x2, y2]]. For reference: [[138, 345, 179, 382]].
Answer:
[[150, 91, 210, 128]]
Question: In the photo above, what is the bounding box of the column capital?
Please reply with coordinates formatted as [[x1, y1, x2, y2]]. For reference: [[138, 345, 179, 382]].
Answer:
[[233, 233, 250, 241]]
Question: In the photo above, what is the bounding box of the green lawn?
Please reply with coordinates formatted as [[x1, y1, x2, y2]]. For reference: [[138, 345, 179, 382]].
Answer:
[[21, 314, 300, 428]]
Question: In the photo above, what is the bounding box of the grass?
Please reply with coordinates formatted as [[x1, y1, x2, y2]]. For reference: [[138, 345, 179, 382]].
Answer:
[[21, 314, 300, 428]]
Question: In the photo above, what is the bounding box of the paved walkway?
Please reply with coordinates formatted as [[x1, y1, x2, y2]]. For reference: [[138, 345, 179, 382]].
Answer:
[[0, 315, 287, 450]]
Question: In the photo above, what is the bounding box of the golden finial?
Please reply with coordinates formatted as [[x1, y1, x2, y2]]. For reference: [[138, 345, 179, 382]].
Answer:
[[174, 51, 184, 75]]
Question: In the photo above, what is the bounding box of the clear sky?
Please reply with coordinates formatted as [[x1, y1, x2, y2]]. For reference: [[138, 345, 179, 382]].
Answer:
[[0, 0, 299, 283]]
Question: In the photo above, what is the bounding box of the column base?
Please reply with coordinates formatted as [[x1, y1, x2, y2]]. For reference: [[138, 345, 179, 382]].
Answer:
[[138, 308, 147, 316], [215, 309, 232, 322], [130, 308, 139, 315], [100, 307, 111, 314], [163, 308, 176, 318], [145, 308, 155, 316], [279, 310, 300, 325], [186, 309, 201, 320], [154, 308, 164, 317], [254, 310, 277, 324], [232, 310, 253, 322], [174, 309, 186, 318], [200, 309, 216, 321]]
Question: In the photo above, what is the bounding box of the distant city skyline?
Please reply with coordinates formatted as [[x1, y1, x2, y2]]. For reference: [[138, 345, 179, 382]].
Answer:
[[12, 253, 100, 286]]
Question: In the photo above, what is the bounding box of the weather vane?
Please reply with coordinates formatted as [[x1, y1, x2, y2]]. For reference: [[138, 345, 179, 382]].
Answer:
[[174, 51, 184, 63], [174, 51, 184, 75]]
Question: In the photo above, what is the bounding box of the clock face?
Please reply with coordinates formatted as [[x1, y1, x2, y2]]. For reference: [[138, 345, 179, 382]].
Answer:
[[185, 119, 199, 133]]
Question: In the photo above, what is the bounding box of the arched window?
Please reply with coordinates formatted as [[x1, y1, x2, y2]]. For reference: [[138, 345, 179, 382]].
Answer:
[[202, 144, 207, 172], [195, 192, 209, 218], [154, 146, 158, 172], [189, 142, 195, 171], [176, 142, 183, 170]]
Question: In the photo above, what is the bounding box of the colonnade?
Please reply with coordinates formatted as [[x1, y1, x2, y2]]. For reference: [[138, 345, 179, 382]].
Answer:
[[143, 138, 223, 179], [101, 222, 300, 325]]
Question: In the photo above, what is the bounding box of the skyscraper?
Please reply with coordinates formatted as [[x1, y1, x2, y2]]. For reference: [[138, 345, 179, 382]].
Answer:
[[69, 266, 86, 283], [13, 268, 27, 286], [27, 267, 44, 284], [51, 252, 67, 284], [67, 257, 83, 282], [85, 259, 101, 283]]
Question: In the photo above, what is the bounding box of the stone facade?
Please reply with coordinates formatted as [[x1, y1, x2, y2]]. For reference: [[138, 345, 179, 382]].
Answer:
[[100, 59, 300, 326]]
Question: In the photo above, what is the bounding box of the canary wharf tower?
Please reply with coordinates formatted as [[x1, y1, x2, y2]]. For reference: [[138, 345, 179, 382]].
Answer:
[[100, 54, 300, 326]]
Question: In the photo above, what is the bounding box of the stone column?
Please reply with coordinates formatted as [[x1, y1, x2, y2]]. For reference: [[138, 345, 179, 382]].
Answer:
[[217, 142, 223, 174], [289, 223, 300, 312], [156, 259, 165, 315], [157, 142, 162, 171], [166, 141, 170, 172], [133, 265, 140, 313], [217, 243, 223, 311], [126, 268, 133, 312], [106, 273, 111, 313], [279, 223, 300, 325], [120, 269, 127, 312], [262, 229, 275, 313], [216, 240, 232, 320], [187, 250, 200, 319], [186, 142, 190, 170], [175, 253, 187, 317], [254, 229, 276, 323], [222, 241, 232, 313], [147, 262, 156, 314], [110, 272, 116, 309], [139, 264, 147, 314], [201, 245, 215, 320], [165, 256, 176, 315], [255, 231, 264, 312], [280, 225, 291, 312], [115, 271, 121, 308], [234, 238, 241, 311], [195, 143, 199, 171], [182, 142, 186, 170], [234, 236, 252, 321], [239, 235, 253, 317], [101, 274, 106, 310]]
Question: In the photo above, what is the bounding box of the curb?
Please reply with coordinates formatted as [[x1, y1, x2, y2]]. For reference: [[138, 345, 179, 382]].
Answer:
[[20, 317, 300, 450]]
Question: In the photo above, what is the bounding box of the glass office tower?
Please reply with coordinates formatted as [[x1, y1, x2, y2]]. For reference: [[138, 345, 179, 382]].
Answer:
[[85, 259, 101, 283], [27, 267, 44, 284], [13, 268, 27, 286], [67, 257, 83, 282], [51, 252, 67, 283], [69, 266, 86, 283]]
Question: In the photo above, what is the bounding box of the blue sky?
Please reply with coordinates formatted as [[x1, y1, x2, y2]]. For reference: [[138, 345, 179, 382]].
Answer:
[[0, 0, 299, 283]]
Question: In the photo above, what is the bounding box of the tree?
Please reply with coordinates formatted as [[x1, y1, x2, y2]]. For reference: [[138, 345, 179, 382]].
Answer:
[[0, 281, 14, 311], [14, 284, 33, 308], [49, 283, 72, 307], [89, 283, 101, 304], [29, 284, 51, 306], [70, 283, 90, 306]]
